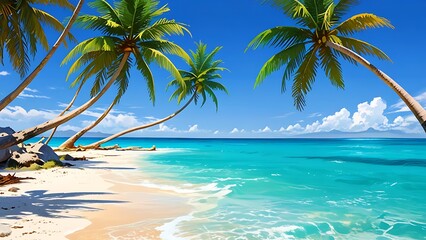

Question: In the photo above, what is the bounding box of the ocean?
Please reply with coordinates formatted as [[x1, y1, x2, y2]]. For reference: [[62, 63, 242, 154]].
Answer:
[[48, 138, 426, 239]]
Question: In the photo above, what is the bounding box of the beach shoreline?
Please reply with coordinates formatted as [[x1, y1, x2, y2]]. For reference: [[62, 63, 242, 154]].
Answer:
[[0, 150, 192, 240]]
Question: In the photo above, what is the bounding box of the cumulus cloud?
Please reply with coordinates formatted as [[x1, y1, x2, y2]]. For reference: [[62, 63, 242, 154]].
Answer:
[[253, 126, 272, 133], [188, 125, 199, 132], [156, 123, 178, 132], [81, 111, 142, 133], [0, 71, 9, 76], [230, 128, 240, 134], [390, 91, 426, 113], [0, 106, 56, 130], [18, 88, 50, 99], [275, 97, 422, 135]]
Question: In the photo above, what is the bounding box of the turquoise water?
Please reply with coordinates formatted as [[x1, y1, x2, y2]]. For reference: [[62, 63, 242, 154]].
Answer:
[[49, 138, 426, 239]]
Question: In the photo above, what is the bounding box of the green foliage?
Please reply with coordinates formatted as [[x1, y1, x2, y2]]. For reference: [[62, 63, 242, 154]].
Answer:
[[63, 0, 190, 104], [167, 42, 228, 111], [0, 0, 74, 77], [250, 0, 393, 110], [6, 160, 64, 171]]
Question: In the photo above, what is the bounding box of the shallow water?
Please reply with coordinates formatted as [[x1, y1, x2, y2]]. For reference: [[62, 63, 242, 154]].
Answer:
[[49, 138, 426, 239]]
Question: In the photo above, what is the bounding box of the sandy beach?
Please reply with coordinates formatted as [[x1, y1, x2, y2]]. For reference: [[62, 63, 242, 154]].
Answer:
[[0, 150, 191, 240]]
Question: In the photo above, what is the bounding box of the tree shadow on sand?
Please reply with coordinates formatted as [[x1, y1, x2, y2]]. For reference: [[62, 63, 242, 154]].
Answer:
[[65, 160, 138, 171], [0, 190, 126, 220]]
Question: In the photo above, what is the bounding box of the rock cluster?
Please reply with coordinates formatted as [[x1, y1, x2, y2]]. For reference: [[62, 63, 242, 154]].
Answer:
[[0, 127, 59, 169]]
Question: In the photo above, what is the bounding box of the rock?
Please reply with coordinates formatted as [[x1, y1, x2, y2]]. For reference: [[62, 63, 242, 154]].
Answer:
[[7, 152, 44, 168], [0, 127, 16, 164], [0, 149, 10, 164], [8, 187, 19, 192], [25, 143, 59, 161], [0, 127, 15, 136], [59, 154, 74, 161], [0, 224, 11, 237]]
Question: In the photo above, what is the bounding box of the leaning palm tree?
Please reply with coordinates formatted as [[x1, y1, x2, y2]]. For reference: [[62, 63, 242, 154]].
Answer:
[[44, 81, 85, 145], [247, 0, 426, 132], [57, 98, 117, 149], [82, 42, 228, 149], [0, 0, 83, 111], [0, 0, 189, 150], [55, 0, 190, 150]]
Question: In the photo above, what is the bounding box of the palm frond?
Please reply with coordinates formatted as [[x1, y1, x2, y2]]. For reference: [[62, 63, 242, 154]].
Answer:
[[140, 40, 190, 63], [134, 48, 156, 103], [339, 36, 391, 61], [319, 47, 344, 88], [333, 0, 359, 22], [335, 13, 394, 35], [254, 42, 307, 87], [247, 26, 311, 51], [143, 47, 184, 86], [137, 19, 189, 40], [292, 45, 320, 110]]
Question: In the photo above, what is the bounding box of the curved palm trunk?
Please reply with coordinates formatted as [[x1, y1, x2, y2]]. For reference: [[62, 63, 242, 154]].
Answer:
[[58, 100, 115, 149], [45, 82, 84, 145], [0, 52, 130, 150], [83, 93, 196, 149], [327, 41, 426, 133], [0, 0, 84, 111]]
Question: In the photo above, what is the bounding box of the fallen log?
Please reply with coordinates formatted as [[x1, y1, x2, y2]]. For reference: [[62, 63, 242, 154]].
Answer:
[[0, 173, 35, 186]]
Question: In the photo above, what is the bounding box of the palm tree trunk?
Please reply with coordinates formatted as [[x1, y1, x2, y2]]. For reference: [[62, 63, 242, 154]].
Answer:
[[0, 52, 130, 150], [45, 82, 84, 145], [58, 100, 116, 149], [327, 41, 426, 133], [83, 93, 196, 149], [0, 0, 84, 111]]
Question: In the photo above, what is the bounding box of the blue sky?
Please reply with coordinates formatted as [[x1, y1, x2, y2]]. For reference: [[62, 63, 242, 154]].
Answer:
[[1, 0, 426, 138]]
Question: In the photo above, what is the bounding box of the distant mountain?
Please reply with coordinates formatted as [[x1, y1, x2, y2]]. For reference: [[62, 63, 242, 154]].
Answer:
[[51, 130, 110, 138], [296, 128, 425, 138]]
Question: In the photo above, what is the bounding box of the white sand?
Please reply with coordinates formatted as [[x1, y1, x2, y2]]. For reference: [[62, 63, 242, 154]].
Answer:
[[0, 150, 191, 240]]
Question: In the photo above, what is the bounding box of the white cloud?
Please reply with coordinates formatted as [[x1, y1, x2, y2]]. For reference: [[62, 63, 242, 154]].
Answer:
[[253, 126, 272, 133], [156, 123, 178, 132], [230, 128, 240, 134], [82, 111, 142, 133], [214, 130, 219, 134], [0, 71, 9, 76], [18, 88, 50, 99], [275, 97, 423, 135], [350, 97, 388, 131], [390, 91, 426, 113], [279, 123, 304, 134], [0, 106, 57, 130], [188, 124, 199, 132], [308, 112, 322, 118]]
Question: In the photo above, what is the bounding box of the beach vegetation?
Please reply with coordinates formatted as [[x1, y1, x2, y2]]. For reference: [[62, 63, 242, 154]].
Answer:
[[248, 0, 426, 132], [0, 0, 190, 150], [54, 0, 191, 150], [0, 0, 84, 111], [82, 42, 228, 149]]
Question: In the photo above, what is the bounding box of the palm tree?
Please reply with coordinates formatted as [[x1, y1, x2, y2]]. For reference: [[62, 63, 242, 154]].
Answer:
[[247, 0, 426, 132], [82, 42, 228, 149], [0, 0, 83, 111], [0, 0, 189, 150], [45, 81, 85, 145], [55, 0, 191, 149], [57, 98, 116, 149]]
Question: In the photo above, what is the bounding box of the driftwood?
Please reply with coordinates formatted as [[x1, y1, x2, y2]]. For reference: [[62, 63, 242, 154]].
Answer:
[[116, 146, 156, 151], [0, 173, 35, 186]]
